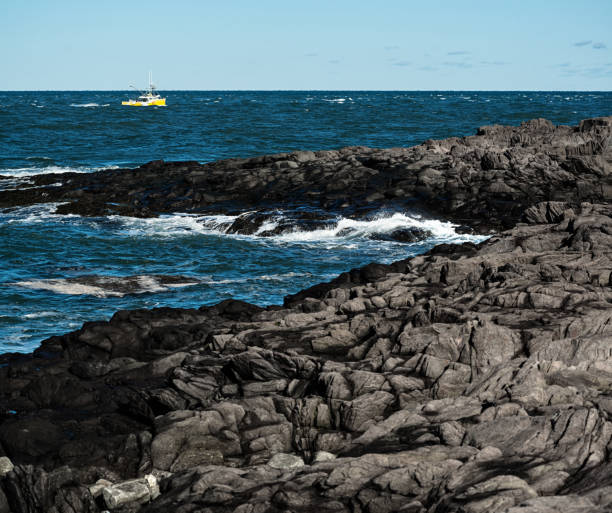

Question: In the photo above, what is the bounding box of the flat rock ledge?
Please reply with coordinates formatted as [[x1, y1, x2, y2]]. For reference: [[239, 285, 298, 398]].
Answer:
[[0, 117, 611, 512]]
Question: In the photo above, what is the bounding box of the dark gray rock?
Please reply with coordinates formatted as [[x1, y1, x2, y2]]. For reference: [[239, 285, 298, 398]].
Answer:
[[1, 117, 612, 512], [369, 227, 432, 243]]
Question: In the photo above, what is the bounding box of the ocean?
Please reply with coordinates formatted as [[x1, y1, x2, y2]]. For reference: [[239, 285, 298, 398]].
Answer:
[[1, 90, 610, 353]]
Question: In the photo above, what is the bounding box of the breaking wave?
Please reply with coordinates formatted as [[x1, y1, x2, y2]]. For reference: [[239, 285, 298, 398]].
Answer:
[[271, 213, 465, 242], [113, 211, 486, 245], [70, 103, 110, 108], [114, 213, 239, 238], [0, 203, 72, 224], [3, 205, 486, 246], [0, 165, 119, 178]]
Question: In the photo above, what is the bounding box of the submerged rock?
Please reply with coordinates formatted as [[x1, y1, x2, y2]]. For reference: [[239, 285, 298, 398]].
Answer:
[[369, 227, 432, 243]]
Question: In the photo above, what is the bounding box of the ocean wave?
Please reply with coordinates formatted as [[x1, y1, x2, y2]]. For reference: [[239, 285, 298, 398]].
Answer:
[[0, 177, 34, 191], [14, 275, 200, 298], [0, 203, 67, 223], [271, 213, 464, 242], [0, 165, 119, 178], [23, 311, 59, 319], [26, 156, 54, 162], [114, 213, 239, 238], [256, 271, 311, 281], [1, 204, 487, 246], [197, 271, 315, 286], [112, 211, 487, 245], [70, 103, 110, 108]]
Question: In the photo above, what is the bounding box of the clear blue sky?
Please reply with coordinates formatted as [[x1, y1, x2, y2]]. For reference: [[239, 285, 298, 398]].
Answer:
[[2, 0, 611, 90]]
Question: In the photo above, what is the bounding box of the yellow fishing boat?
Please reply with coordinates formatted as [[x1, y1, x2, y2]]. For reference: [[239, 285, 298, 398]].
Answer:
[[122, 72, 166, 106]]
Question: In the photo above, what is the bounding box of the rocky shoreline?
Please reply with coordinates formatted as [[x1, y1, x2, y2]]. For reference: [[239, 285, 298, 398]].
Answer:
[[2, 117, 611, 234], [1, 116, 612, 512]]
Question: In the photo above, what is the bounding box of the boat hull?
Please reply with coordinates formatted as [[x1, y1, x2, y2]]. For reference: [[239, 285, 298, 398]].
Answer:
[[121, 98, 166, 106]]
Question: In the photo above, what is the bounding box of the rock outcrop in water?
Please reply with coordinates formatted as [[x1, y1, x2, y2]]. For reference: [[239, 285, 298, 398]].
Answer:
[[1, 117, 611, 233], [1, 117, 612, 512]]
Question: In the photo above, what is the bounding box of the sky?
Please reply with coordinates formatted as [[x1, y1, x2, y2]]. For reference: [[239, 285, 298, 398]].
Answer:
[[1, 0, 611, 90]]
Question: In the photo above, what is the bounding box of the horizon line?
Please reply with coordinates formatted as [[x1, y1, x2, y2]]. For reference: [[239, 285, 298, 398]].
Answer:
[[1, 89, 611, 93]]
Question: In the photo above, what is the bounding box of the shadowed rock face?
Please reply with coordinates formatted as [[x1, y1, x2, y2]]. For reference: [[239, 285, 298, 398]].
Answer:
[[1, 118, 612, 512], [1, 116, 611, 233]]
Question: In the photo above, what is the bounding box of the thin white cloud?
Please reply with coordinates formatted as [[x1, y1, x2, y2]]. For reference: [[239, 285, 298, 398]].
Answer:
[[480, 60, 508, 66], [442, 61, 472, 68], [557, 63, 612, 78]]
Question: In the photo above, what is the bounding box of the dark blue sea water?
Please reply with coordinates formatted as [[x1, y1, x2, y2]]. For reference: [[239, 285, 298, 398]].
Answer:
[[1, 91, 611, 353]]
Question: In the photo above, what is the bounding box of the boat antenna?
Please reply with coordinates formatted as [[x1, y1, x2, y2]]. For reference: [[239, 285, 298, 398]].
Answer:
[[130, 84, 146, 95]]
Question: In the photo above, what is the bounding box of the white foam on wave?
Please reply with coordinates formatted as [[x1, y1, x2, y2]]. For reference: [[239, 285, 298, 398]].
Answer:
[[115, 213, 239, 238], [0, 165, 119, 178], [14, 275, 200, 298], [2, 205, 487, 248], [23, 311, 58, 319], [197, 271, 314, 286], [254, 217, 282, 235], [0, 203, 69, 224], [15, 279, 122, 297], [271, 213, 484, 244], [257, 271, 310, 281], [111, 211, 487, 246], [1, 181, 65, 192], [0, 177, 34, 192], [70, 103, 110, 108]]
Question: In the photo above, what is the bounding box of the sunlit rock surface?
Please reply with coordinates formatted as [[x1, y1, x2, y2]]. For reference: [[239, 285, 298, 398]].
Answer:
[[1, 117, 611, 512]]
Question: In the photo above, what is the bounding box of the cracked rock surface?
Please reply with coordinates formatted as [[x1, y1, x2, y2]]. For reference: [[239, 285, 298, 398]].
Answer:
[[1, 117, 612, 512]]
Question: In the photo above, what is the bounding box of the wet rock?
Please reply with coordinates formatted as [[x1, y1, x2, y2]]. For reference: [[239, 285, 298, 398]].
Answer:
[[369, 227, 432, 243], [226, 212, 271, 235]]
